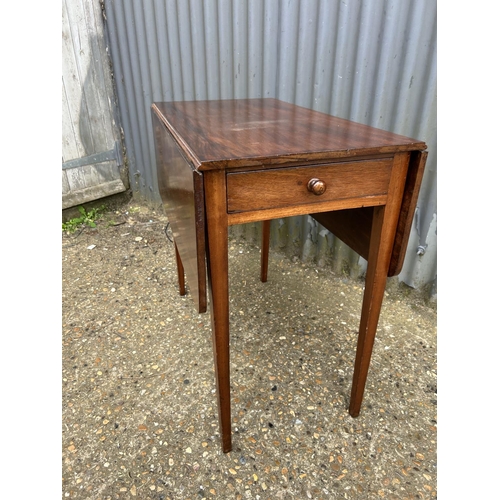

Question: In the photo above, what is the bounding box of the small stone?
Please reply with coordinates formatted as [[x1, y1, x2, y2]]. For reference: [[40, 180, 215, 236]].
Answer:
[[169, 458, 174, 466], [261, 482, 267, 491], [130, 485, 137, 496], [186, 447, 192, 453], [135, 237, 143, 241], [229, 468, 237, 475]]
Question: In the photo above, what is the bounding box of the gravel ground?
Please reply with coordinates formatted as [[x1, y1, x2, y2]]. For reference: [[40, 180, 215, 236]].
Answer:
[[62, 200, 437, 500]]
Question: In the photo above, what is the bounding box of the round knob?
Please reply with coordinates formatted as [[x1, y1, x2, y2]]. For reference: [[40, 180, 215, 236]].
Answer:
[[307, 178, 327, 196]]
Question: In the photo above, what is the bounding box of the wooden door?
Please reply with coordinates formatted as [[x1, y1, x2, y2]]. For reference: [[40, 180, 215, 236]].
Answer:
[[62, 0, 127, 209]]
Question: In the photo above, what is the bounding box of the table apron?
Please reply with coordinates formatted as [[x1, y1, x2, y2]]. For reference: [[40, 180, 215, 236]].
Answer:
[[226, 195, 388, 226]]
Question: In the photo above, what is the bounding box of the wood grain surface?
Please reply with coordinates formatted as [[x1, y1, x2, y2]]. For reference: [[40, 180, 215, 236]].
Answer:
[[227, 158, 392, 213], [152, 110, 207, 313], [152, 99, 426, 171]]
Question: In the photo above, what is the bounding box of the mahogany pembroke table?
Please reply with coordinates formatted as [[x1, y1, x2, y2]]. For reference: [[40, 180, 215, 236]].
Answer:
[[151, 98, 427, 453]]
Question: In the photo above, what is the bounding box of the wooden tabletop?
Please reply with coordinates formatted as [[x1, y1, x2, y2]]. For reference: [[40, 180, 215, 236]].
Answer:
[[152, 98, 426, 171]]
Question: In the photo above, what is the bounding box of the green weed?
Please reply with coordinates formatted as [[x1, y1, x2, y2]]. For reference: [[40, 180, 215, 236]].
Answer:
[[62, 205, 106, 234]]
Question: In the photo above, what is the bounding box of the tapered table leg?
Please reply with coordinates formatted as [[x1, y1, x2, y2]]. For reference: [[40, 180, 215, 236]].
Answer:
[[174, 240, 186, 296], [260, 220, 271, 282], [349, 206, 391, 416], [349, 152, 409, 417], [204, 171, 232, 453]]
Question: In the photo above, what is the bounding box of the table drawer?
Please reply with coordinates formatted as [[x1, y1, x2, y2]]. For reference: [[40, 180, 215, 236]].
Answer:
[[226, 159, 393, 213]]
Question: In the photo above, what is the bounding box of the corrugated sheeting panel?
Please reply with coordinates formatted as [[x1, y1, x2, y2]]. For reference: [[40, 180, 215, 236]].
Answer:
[[103, 0, 436, 291]]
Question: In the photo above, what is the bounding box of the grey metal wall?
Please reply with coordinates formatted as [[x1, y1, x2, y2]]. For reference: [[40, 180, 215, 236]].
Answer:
[[103, 0, 437, 291]]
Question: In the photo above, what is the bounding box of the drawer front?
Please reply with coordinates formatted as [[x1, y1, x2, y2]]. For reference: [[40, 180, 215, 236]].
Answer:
[[226, 159, 392, 213]]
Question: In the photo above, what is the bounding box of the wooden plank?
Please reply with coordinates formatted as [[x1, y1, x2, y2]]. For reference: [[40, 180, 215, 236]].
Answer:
[[388, 150, 428, 276], [62, 179, 126, 209], [63, 0, 112, 156], [62, 161, 125, 209], [62, 0, 87, 161], [227, 195, 386, 226], [62, 78, 80, 162], [153, 110, 207, 313], [79, 0, 116, 152], [153, 99, 426, 171], [62, 170, 71, 196]]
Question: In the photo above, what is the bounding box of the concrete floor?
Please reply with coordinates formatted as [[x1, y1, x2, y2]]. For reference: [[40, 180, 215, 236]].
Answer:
[[62, 201, 437, 500]]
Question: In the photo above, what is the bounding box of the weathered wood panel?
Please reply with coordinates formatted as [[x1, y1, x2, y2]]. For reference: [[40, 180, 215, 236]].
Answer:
[[62, 0, 127, 209]]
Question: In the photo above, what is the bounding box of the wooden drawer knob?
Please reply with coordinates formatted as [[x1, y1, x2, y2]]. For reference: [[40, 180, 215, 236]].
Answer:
[[307, 178, 327, 195]]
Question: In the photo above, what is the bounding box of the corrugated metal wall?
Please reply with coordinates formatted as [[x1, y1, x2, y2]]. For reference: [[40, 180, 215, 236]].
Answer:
[[103, 0, 437, 291]]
